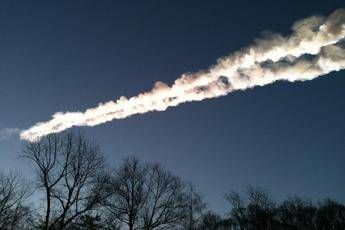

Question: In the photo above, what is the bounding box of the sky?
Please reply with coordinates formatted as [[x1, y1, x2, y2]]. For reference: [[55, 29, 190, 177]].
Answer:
[[0, 0, 344, 214]]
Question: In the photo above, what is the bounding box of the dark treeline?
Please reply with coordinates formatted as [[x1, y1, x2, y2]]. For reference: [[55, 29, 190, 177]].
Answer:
[[0, 132, 344, 229]]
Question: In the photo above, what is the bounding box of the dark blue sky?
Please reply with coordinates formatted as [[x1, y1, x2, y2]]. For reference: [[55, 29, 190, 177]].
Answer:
[[0, 0, 344, 214]]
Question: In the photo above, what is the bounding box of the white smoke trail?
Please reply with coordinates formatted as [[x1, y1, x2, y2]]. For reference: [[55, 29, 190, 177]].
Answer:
[[20, 9, 345, 142]]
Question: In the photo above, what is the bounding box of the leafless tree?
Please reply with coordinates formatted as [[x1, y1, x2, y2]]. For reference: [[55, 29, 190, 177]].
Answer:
[[141, 163, 189, 230], [225, 186, 276, 230], [0, 171, 32, 229], [105, 157, 147, 230], [183, 183, 205, 230], [105, 157, 199, 230], [277, 197, 316, 228], [225, 190, 246, 229], [24, 132, 108, 230]]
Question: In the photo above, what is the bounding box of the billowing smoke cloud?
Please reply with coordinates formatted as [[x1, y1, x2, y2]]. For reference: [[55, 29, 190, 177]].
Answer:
[[20, 9, 345, 142]]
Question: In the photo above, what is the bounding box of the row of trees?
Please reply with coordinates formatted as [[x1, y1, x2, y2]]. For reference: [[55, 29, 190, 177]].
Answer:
[[0, 132, 344, 229], [1, 133, 204, 230], [201, 187, 345, 229]]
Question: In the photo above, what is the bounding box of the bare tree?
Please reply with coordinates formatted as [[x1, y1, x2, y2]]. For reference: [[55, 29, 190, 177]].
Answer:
[[24, 132, 108, 230], [244, 186, 276, 230], [314, 199, 345, 229], [183, 183, 205, 230], [225, 186, 277, 230], [105, 157, 199, 230], [105, 157, 147, 230], [197, 211, 223, 230], [277, 197, 316, 229], [141, 163, 188, 230], [225, 189, 246, 229], [0, 171, 32, 230]]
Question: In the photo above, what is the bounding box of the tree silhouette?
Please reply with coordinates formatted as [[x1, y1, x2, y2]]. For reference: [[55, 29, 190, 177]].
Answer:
[[105, 157, 146, 230], [314, 199, 345, 229], [105, 157, 201, 230], [183, 183, 205, 230], [277, 197, 316, 229], [7, 131, 344, 229], [141, 163, 189, 230], [24, 132, 108, 230], [0, 172, 32, 229]]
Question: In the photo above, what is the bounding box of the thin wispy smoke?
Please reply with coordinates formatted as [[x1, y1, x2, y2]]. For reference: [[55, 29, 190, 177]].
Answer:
[[0, 128, 21, 141], [20, 9, 345, 142]]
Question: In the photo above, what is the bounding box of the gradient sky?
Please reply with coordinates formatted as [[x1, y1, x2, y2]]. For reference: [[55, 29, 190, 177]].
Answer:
[[0, 0, 344, 214]]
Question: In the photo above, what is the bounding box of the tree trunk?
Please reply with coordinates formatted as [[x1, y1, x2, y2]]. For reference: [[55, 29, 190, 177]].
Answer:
[[45, 188, 51, 230], [129, 222, 134, 230]]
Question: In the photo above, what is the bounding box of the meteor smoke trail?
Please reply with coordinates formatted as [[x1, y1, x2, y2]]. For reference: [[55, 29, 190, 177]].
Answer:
[[20, 9, 345, 142]]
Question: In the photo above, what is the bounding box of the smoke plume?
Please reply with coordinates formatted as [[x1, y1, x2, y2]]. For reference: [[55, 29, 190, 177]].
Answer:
[[20, 9, 345, 142]]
